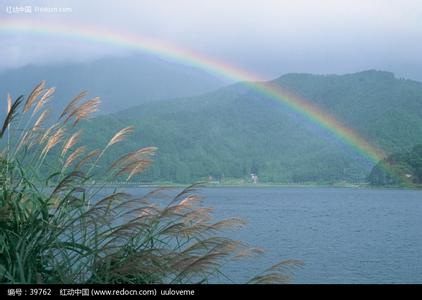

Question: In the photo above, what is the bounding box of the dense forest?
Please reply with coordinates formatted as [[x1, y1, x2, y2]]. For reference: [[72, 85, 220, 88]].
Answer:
[[75, 70, 422, 184], [368, 144, 422, 186]]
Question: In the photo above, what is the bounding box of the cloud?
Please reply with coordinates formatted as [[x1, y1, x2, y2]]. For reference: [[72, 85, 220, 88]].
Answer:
[[1, 0, 422, 80]]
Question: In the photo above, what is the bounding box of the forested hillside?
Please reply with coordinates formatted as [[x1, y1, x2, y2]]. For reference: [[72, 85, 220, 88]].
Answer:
[[79, 70, 422, 184], [368, 145, 422, 186]]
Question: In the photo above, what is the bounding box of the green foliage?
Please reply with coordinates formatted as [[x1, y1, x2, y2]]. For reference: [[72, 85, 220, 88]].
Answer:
[[80, 70, 422, 184], [368, 144, 422, 187]]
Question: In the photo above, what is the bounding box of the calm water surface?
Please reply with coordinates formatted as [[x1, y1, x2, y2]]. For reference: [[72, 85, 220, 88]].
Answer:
[[126, 187, 422, 283]]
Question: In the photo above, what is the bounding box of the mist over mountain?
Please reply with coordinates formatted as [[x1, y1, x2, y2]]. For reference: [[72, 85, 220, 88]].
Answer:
[[78, 70, 422, 184], [0, 54, 228, 115]]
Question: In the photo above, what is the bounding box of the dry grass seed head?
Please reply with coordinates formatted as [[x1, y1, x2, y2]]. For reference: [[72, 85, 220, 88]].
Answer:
[[248, 259, 304, 284], [33, 109, 50, 130], [209, 218, 246, 231], [65, 97, 101, 126], [40, 127, 65, 158], [63, 146, 86, 170], [108, 147, 157, 173], [74, 149, 101, 170], [1, 95, 24, 139], [178, 194, 202, 209], [59, 91, 88, 120], [94, 192, 133, 209], [114, 159, 152, 180], [6, 93, 11, 114], [51, 171, 86, 195], [23, 81, 45, 113], [61, 130, 81, 157], [33, 87, 55, 115], [173, 239, 240, 276], [107, 126, 134, 148]]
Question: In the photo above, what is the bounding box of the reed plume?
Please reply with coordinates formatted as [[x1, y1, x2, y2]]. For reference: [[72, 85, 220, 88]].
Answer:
[[63, 146, 86, 170], [6, 93, 11, 114], [61, 130, 81, 157], [64, 97, 100, 126], [106, 126, 134, 148], [23, 80, 45, 112], [33, 87, 55, 115], [59, 90, 87, 120], [1, 95, 23, 139]]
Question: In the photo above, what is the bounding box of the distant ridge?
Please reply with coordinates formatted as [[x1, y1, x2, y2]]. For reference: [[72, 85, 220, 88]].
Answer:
[[0, 54, 228, 115]]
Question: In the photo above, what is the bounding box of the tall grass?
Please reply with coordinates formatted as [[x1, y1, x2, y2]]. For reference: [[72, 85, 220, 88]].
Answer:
[[0, 82, 302, 283]]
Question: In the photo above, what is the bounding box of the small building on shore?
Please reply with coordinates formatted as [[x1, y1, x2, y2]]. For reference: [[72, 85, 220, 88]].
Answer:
[[250, 173, 258, 184]]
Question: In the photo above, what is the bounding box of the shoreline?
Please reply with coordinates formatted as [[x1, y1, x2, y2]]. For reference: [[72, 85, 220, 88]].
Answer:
[[85, 182, 422, 190]]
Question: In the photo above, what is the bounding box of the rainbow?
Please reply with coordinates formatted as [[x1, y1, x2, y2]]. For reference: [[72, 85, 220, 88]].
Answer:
[[0, 18, 386, 165]]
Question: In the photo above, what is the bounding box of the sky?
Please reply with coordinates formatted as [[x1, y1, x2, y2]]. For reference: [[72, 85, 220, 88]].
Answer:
[[1, 0, 422, 81]]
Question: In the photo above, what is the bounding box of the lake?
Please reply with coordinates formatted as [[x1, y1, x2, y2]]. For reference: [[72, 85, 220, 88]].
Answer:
[[127, 187, 422, 283]]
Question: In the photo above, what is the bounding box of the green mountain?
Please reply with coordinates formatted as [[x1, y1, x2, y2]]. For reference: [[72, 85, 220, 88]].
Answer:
[[368, 145, 422, 186], [0, 54, 227, 115], [80, 70, 422, 184]]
